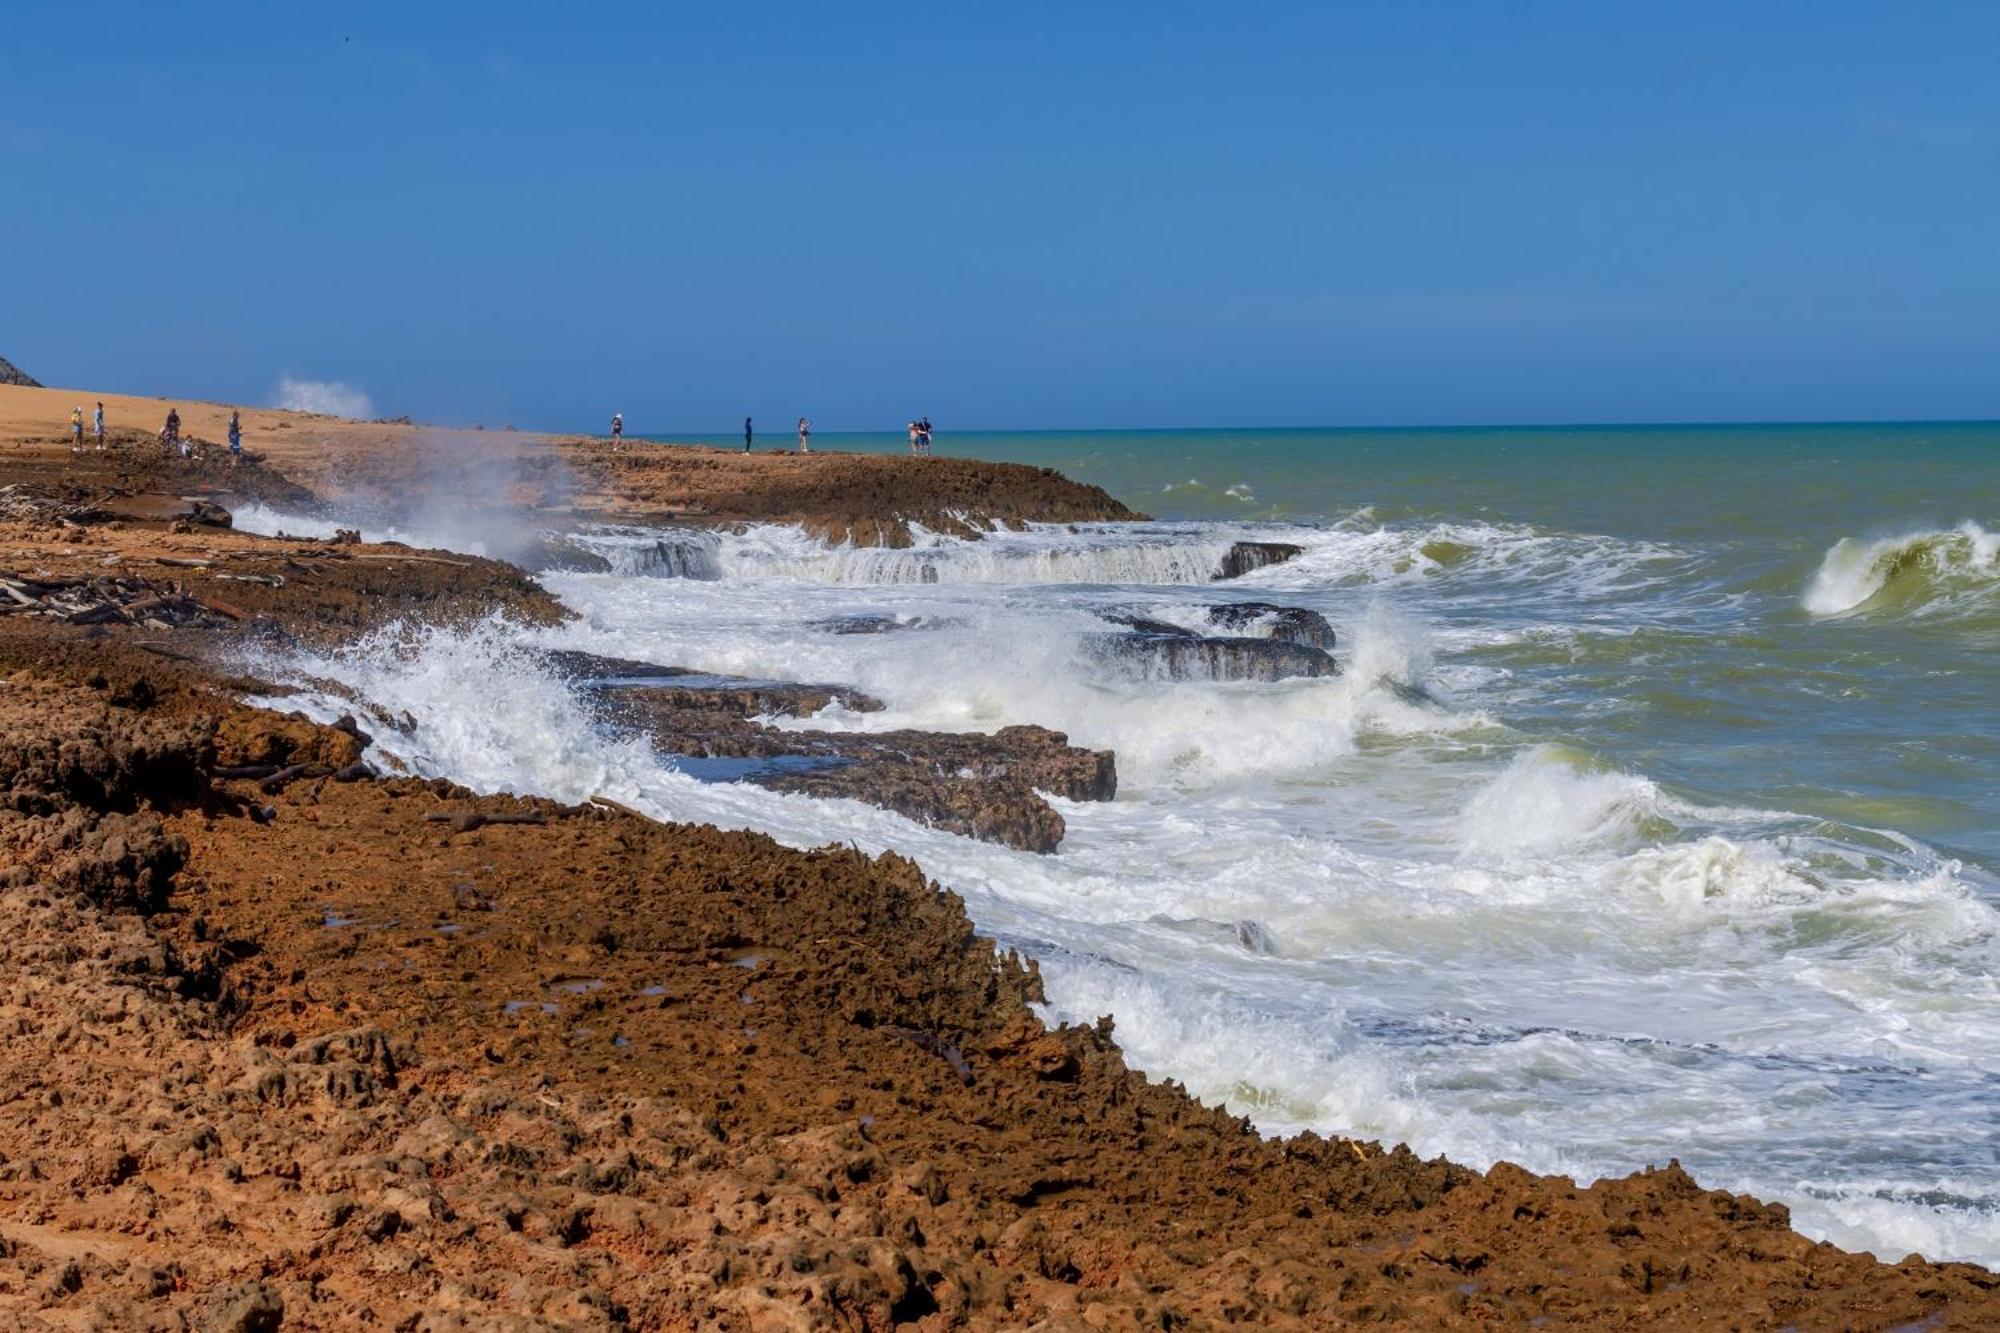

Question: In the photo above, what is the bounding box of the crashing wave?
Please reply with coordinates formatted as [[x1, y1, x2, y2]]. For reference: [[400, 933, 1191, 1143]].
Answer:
[[1803, 522, 1999, 618]]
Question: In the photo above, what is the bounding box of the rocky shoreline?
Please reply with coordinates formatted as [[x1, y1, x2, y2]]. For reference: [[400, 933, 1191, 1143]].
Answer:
[[3, 385, 1999, 1328]]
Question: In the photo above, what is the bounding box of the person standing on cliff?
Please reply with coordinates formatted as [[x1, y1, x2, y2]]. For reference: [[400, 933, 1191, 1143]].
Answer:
[[919, 416, 933, 455], [797, 417, 811, 453], [70, 406, 84, 453], [744, 416, 754, 453], [228, 410, 243, 463], [93, 402, 105, 450], [611, 413, 623, 449]]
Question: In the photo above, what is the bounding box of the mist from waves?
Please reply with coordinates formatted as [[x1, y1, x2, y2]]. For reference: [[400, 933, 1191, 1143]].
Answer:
[[222, 492, 2000, 1269]]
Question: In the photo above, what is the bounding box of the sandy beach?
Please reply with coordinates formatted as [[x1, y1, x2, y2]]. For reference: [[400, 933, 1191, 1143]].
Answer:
[[2, 381, 1998, 1329]]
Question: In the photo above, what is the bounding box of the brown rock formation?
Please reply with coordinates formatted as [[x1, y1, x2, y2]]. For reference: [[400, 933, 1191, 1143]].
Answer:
[[0, 643, 1995, 1328], [568, 656, 1117, 853]]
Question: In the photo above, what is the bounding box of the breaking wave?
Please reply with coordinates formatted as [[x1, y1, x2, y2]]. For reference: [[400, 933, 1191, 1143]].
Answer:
[[559, 518, 1682, 599], [1803, 522, 1999, 619]]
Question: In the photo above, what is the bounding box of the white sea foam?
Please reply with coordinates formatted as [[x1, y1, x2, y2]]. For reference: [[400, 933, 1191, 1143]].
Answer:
[[217, 508, 2000, 1269], [1804, 521, 2000, 618], [228, 501, 347, 541]]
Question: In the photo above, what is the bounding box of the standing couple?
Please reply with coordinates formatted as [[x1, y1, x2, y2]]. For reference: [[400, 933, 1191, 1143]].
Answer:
[[906, 417, 932, 455]]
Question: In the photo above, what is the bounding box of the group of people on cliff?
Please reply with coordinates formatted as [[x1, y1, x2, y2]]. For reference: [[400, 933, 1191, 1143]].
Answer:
[[609, 414, 933, 457], [68, 402, 105, 453], [76, 405, 243, 463]]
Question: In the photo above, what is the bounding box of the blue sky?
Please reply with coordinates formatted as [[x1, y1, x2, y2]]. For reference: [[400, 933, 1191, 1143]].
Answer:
[[4, 2, 1996, 430]]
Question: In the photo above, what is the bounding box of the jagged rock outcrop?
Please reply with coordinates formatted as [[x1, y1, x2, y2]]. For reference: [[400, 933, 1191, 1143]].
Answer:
[[1215, 540, 1303, 579], [1204, 600, 1336, 650], [1085, 632, 1336, 682], [1104, 602, 1337, 654], [0, 355, 40, 387], [559, 653, 1115, 852]]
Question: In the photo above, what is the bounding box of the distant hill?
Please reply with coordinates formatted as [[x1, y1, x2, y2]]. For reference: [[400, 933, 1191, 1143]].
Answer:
[[0, 356, 40, 388]]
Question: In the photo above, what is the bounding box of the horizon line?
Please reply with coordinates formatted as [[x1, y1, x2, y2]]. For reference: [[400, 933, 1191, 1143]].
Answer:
[[621, 415, 2000, 438]]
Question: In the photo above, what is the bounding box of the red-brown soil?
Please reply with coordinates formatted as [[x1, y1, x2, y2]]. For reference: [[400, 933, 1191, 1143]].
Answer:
[[0, 384, 1143, 547]]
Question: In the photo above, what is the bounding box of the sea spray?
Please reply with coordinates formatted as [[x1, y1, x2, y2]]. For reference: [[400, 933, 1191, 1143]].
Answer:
[[222, 475, 2000, 1268]]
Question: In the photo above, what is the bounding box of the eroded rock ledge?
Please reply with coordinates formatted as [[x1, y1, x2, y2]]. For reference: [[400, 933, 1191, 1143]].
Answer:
[[2, 636, 1998, 1329], [548, 652, 1117, 853]]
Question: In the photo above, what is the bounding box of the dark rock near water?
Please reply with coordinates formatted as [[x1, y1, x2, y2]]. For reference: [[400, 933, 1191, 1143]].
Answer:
[[1215, 541, 1303, 580], [1203, 601, 1336, 651], [810, 613, 959, 635], [1104, 603, 1335, 653], [1101, 613, 1196, 639], [542, 651, 881, 717], [606, 531, 722, 579], [0, 356, 39, 388], [755, 725, 1113, 854], [515, 536, 613, 574], [1084, 631, 1337, 682], [570, 658, 1114, 852], [95, 493, 234, 528]]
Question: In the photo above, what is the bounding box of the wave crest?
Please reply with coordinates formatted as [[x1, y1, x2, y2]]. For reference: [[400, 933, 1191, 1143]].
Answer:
[[1803, 522, 1999, 619]]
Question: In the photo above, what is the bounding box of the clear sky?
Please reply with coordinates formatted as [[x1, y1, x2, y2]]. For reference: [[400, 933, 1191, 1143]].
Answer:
[[4, 2, 1997, 431]]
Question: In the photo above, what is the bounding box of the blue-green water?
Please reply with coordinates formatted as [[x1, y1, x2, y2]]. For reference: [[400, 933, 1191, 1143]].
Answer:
[[276, 421, 2000, 1263], [643, 423, 2000, 861]]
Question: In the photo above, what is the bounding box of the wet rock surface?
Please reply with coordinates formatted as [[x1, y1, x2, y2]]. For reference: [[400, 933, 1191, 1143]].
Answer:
[[572, 658, 1114, 853], [1205, 599, 1337, 650], [1089, 628, 1339, 681], [1095, 599, 1339, 680], [0, 643, 1997, 1329], [1216, 539, 1304, 579], [4, 392, 1999, 1328]]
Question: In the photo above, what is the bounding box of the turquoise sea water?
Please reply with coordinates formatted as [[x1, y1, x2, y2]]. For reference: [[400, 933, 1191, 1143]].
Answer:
[[649, 423, 2000, 863], [254, 420, 2000, 1264]]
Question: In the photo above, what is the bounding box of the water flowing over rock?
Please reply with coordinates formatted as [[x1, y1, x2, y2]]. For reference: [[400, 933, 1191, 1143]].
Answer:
[[1215, 541, 1303, 579], [562, 655, 1115, 852], [1085, 632, 1337, 682], [1203, 601, 1336, 650]]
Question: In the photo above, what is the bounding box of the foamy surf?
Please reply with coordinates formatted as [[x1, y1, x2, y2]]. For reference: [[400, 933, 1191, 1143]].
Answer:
[[1803, 521, 2000, 618], [215, 468, 2000, 1269]]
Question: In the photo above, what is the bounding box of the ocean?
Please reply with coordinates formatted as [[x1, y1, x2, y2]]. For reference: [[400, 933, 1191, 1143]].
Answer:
[[233, 421, 2000, 1266]]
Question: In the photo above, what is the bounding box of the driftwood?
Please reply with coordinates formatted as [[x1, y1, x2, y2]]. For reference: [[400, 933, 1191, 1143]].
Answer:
[[154, 557, 213, 569], [588, 794, 650, 821], [424, 810, 548, 834], [882, 1026, 975, 1086], [0, 571, 245, 630], [214, 763, 282, 780], [352, 552, 475, 569], [259, 763, 318, 793]]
